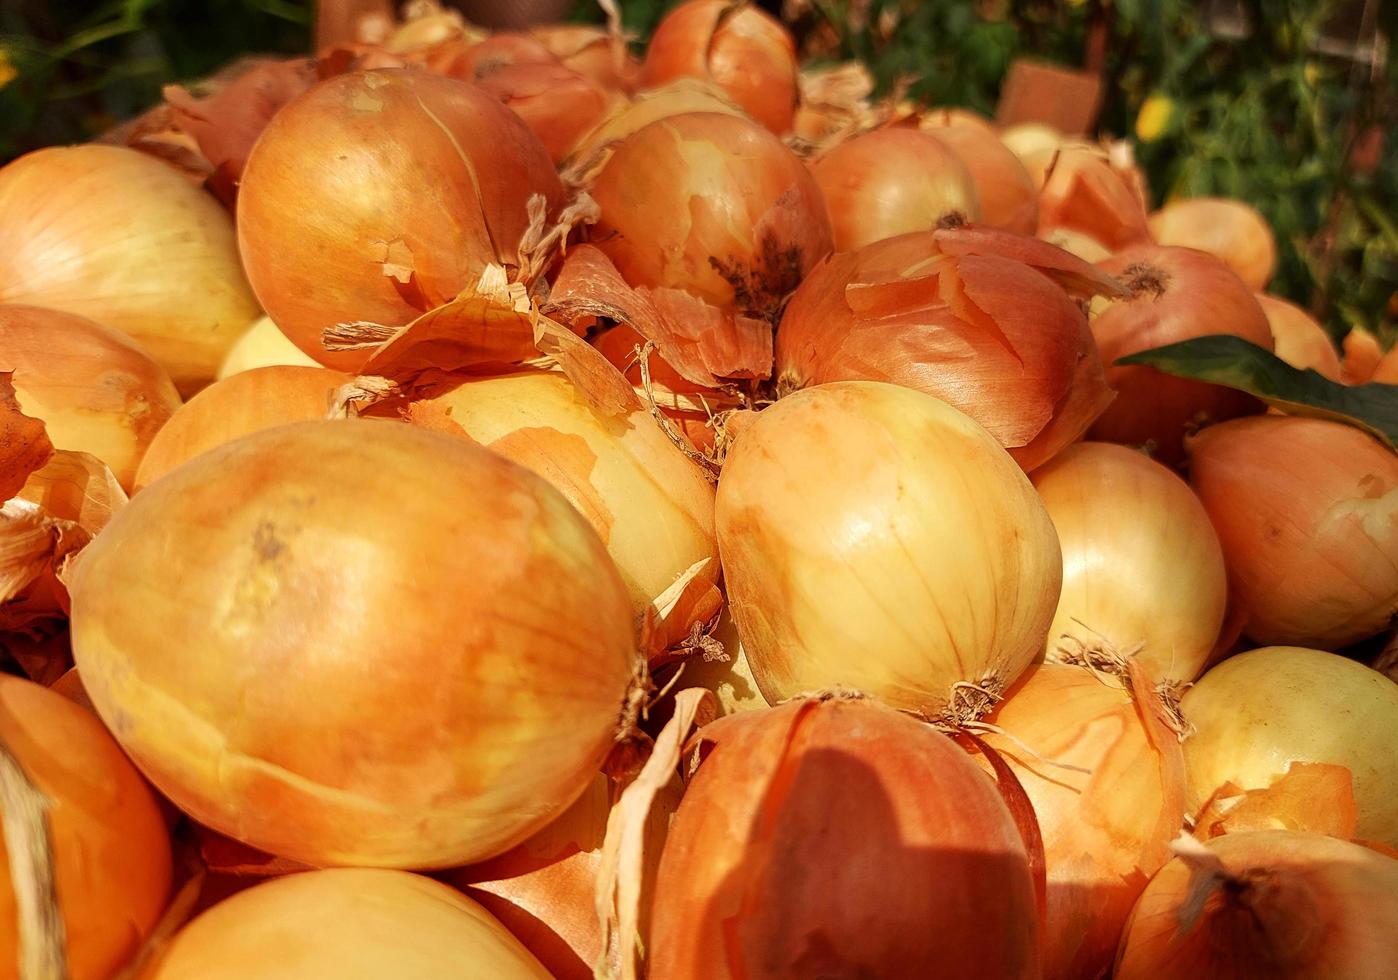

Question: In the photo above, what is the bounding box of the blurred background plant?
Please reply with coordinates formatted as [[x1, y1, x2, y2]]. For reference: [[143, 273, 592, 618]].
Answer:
[[1, 0, 1392, 343]]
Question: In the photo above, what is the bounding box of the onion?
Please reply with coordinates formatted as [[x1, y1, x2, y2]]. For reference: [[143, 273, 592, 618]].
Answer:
[[1343, 326, 1385, 383], [650, 696, 1040, 979], [1181, 646, 1398, 847], [1148, 197, 1277, 290], [442, 31, 560, 80], [1090, 244, 1274, 464], [530, 24, 641, 93], [811, 128, 981, 250], [659, 608, 767, 717], [1116, 830, 1398, 979], [133, 365, 352, 491], [1025, 144, 1151, 250], [141, 869, 551, 979], [1000, 121, 1064, 164], [237, 69, 564, 372], [568, 79, 747, 170], [641, 0, 797, 134], [1032, 442, 1227, 683], [0, 305, 181, 491], [69, 419, 639, 868], [217, 315, 321, 379], [918, 118, 1038, 234], [1186, 415, 1398, 648], [981, 661, 1187, 980], [1042, 227, 1112, 263], [474, 62, 617, 164], [1256, 294, 1343, 380], [0, 145, 260, 394], [0, 674, 171, 980], [1366, 343, 1398, 384], [716, 381, 1061, 721]]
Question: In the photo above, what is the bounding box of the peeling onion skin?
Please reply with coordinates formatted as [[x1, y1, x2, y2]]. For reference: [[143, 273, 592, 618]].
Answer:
[[715, 381, 1061, 718], [1148, 197, 1277, 290], [1116, 830, 1398, 980], [650, 697, 1040, 980], [237, 69, 564, 373], [1181, 647, 1398, 848], [1025, 145, 1151, 251], [918, 120, 1038, 234], [1186, 416, 1398, 648], [1032, 442, 1227, 683], [1255, 294, 1343, 381], [70, 419, 637, 869]]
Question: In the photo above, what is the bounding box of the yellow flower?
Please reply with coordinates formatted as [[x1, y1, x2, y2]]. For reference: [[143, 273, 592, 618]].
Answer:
[[0, 50, 17, 90], [1135, 94, 1175, 143], [1303, 62, 1320, 86]]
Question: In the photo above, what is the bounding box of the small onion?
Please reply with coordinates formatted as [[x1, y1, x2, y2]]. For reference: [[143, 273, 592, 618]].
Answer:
[[475, 62, 616, 163], [70, 419, 638, 868], [530, 24, 641, 93], [1148, 197, 1277, 290], [216, 315, 321, 380], [716, 381, 1061, 721], [650, 697, 1040, 979], [1371, 345, 1398, 384], [999, 121, 1064, 164], [1343, 326, 1385, 383], [918, 119, 1038, 234], [0, 145, 259, 393], [1187, 415, 1398, 648], [1256, 294, 1343, 380], [1025, 144, 1151, 250]]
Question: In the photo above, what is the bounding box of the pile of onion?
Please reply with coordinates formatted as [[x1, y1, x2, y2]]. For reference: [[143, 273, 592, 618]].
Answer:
[[70, 419, 639, 868], [649, 696, 1040, 979], [473, 62, 617, 164], [1187, 415, 1398, 648], [917, 115, 1038, 234], [1256, 294, 1343, 380], [1024, 143, 1151, 253], [530, 24, 641, 93], [0, 145, 260, 393], [217, 316, 321, 379], [1148, 197, 1277, 290]]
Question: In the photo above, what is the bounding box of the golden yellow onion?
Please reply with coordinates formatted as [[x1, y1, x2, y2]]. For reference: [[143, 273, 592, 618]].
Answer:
[[1025, 144, 1150, 251], [1256, 294, 1343, 380], [1148, 196, 1277, 290], [918, 119, 1038, 234], [0, 145, 259, 394], [567, 79, 747, 170], [999, 121, 1064, 164], [216, 316, 320, 380]]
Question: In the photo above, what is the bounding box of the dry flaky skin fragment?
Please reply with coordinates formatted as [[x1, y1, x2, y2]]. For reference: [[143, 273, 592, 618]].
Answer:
[[0, 372, 52, 501], [1025, 144, 1152, 251], [1193, 762, 1359, 841]]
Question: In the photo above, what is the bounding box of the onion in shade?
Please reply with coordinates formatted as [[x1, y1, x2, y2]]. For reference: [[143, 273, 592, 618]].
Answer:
[[1148, 197, 1277, 290], [0, 145, 259, 394], [1032, 442, 1227, 684], [716, 381, 1061, 721], [237, 69, 564, 372], [1089, 244, 1274, 464], [216, 315, 321, 380], [1000, 121, 1064, 164], [918, 118, 1038, 234], [531, 24, 641, 93], [1116, 830, 1398, 979], [1187, 415, 1398, 648], [641, 0, 797, 134], [1025, 144, 1151, 250], [69, 419, 638, 868], [650, 696, 1040, 979], [1256, 294, 1343, 380], [475, 62, 616, 164]]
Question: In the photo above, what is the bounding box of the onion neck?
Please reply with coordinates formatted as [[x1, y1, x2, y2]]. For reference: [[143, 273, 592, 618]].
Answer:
[[1121, 261, 1171, 299], [1185, 859, 1328, 971]]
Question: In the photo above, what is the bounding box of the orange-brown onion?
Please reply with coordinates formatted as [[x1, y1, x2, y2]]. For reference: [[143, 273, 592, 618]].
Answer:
[[530, 24, 641, 93], [1371, 344, 1398, 384], [1090, 244, 1274, 464], [0, 305, 181, 492], [589, 111, 832, 317], [1032, 442, 1227, 683], [1116, 830, 1398, 979], [999, 121, 1064, 164], [1187, 415, 1398, 648], [140, 869, 551, 979], [567, 78, 747, 169], [1148, 197, 1277, 290], [981, 662, 1186, 980], [1343, 326, 1385, 383], [716, 381, 1061, 719], [0, 145, 259, 394], [69, 419, 637, 868], [133, 365, 351, 491], [475, 62, 616, 163], [1025, 144, 1151, 250], [650, 697, 1040, 979], [917, 118, 1038, 234], [0, 675, 171, 980], [217, 315, 321, 379], [641, 0, 797, 134], [1256, 294, 1343, 380], [811, 128, 981, 251], [775, 231, 1110, 471], [237, 69, 564, 372], [438, 31, 560, 81]]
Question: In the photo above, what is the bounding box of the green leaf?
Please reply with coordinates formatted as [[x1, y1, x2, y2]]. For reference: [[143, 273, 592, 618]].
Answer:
[[1117, 335, 1398, 449]]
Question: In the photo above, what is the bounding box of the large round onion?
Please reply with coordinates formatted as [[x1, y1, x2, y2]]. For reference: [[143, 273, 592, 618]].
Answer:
[[568, 79, 746, 167], [1187, 415, 1398, 648], [1256, 294, 1343, 380], [811, 128, 981, 251], [641, 0, 797, 134], [217, 315, 321, 380], [474, 62, 616, 164], [0, 305, 181, 491], [1181, 646, 1398, 847], [1116, 830, 1398, 979], [0, 675, 171, 980], [69, 419, 637, 868], [237, 69, 564, 372], [1148, 197, 1277, 290], [716, 381, 1061, 721], [650, 697, 1039, 979], [0, 145, 259, 394], [918, 119, 1038, 234], [1032, 442, 1227, 683], [1090, 244, 1274, 464], [141, 869, 550, 979], [1025, 144, 1151, 251]]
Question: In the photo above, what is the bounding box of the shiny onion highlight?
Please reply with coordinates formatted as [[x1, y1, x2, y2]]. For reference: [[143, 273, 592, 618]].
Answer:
[[1148, 197, 1277, 290], [1256, 294, 1343, 380], [217, 315, 321, 379], [918, 118, 1038, 234], [70, 419, 638, 868], [1025, 144, 1151, 250]]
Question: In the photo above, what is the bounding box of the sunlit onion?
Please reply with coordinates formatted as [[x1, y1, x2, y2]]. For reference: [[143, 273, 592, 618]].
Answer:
[[531, 24, 641, 93], [918, 118, 1038, 233], [999, 122, 1063, 164], [217, 315, 321, 379], [1148, 197, 1277, 290], [1256, 294, 1343, 380], [474, 62, 617, 163], [568, 79, 746, 169], [1025, 144, 1151, 250], [1042, 227, 1112, 263]]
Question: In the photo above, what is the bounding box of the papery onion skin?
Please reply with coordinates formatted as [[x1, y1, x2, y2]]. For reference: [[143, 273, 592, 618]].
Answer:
[[716, 381, 1061, 718], [0, 145, 259, 394], [1116, 830, 1398, 980], [1, 305, 181, 492], [0, 675, 171, 980], [1256, 294, 1343, 380], [474, 63, 616, 164], [1187, 415, 1398, 648], [1026, 144, 1151, 250], [140, 869, 551, 979], [531, 24, 641, 93], [650, 697, 1040, 980], [811, 128, 981, 251], [1033, 442, 1227, 683], [216, 315, 321, 380], [70, 419, 636, 869], [1181, 646, 1398, 847], [1148, 197, 1277, 290], [917, 120, 1038, 234], [567, 79, 746, 169], [1090, 244, 1274, 464], [237, 69, 564, 372]]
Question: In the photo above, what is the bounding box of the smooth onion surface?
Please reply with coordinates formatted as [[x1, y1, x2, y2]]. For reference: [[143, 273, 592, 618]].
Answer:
[[1370, 344, 1398, 384], [918, 120, 1038, 233], [216, 315, 321, 379], [568, 78, 747, 167], [1148, 197, 1277, 290], [1000, 122, 1063, 164], [1256, 295, 1343, 380]]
